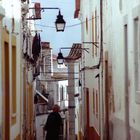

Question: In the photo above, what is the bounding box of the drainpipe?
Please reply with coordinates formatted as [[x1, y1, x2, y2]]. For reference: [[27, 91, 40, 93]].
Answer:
[[100, 0, 104, 140], [124, 25, 130, 140], [124, 60, 131, 140], [105, 57, 109, 140]]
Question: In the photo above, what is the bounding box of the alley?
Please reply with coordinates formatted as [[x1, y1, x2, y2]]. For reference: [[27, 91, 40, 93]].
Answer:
[[36, 114, 47, 140], [0, 0, 140, 140]]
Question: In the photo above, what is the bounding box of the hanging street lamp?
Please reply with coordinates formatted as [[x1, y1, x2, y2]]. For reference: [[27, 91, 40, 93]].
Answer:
[[57, 51, 64, 64], [26, 3, 66, 32], [55, 10, 66, 32], [57, 45, 89, 65]]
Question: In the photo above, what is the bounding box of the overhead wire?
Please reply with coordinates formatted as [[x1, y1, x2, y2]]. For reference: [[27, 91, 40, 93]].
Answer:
[[33, 16, 99, 29]]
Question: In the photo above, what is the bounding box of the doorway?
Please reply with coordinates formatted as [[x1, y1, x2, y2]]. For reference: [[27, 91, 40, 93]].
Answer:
[[4, 42, 10, 140]]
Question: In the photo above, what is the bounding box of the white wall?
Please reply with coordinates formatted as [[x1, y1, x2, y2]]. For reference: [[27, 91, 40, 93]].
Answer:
[[103, 0, 140, 139], [0, 4, 5, 140], [80, 0, 140, 139]]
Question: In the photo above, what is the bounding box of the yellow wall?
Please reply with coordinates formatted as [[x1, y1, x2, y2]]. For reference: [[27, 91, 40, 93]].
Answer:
[[1, 27, 10, 140], [1, 27, 18, 139]]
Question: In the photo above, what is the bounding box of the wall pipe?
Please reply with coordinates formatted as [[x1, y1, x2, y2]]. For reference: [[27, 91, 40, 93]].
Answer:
[[100, 0, 104, 140]]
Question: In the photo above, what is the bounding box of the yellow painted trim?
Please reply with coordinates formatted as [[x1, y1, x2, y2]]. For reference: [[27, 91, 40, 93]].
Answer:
[[12, 35, 16, 46], [2, 27, 16, 46], [2, 27, 9, 42], [11, 45, 17, 125], [1, 27, 10, 140]]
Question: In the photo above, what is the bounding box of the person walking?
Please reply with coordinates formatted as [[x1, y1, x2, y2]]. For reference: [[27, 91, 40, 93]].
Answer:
[[44, 104, 62, 140]]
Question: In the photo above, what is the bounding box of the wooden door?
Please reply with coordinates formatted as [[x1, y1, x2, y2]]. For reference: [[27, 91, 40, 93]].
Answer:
[[4, 42, 10, 140], [84, 88, 89, 140]]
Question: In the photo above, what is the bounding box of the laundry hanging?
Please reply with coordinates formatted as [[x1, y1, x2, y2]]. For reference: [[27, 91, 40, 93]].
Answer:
[[32, 33, 41, 62], [22, 33, 27, 56]]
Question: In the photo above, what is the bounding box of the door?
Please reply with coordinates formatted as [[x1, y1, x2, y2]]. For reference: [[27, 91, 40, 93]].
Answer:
[[84, 88, 89, 140], [4, 42, 10, 140]]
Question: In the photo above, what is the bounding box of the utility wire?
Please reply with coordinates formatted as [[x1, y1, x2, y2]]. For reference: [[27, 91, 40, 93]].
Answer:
[[33, 16, 99, 29]]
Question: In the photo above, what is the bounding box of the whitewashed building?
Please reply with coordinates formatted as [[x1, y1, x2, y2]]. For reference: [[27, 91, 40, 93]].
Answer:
[[75, 0, 140, 140]]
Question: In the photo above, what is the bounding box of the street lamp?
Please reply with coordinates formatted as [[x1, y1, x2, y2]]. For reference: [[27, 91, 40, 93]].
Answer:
[[57, 46, 89, 65], [57, 51, 64, 65], [26, 3, 66, 32], [55, 10, 66, 32]]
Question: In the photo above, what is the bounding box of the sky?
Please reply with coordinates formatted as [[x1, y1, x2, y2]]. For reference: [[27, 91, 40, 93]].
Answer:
[[33, 0, 81, 56]]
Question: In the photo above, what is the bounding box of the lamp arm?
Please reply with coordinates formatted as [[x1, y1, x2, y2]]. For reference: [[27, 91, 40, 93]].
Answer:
[[83, 42, 99, 48], [60, 47, 89, 53], [29, 7, 60, 11], [83, 48, 89, 53]]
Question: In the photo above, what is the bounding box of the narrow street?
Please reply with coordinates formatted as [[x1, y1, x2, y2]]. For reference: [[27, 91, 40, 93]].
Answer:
[[0, 0, 140, 140], [36, 114, 47, 140]]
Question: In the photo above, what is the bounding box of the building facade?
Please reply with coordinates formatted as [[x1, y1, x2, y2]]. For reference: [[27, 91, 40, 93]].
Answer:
[[0, 0, 23, 139], [0, 0, 36, 139], [76, 0, 140, 140]]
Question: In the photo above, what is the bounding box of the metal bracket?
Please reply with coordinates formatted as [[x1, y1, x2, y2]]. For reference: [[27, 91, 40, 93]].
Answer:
[[60, 47, 90, 53], [26, 15, 41, 20], [26, 7, 60, 20], [83, 42, 99, 48]]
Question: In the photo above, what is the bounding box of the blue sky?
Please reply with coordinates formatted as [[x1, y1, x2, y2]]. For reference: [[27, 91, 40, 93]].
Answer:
[[33, 0, 81, 56]]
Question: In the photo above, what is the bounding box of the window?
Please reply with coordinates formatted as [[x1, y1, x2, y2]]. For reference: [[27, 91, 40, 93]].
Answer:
[[58, 63, 67, 68], [60, 86, 64, 101], [63, 86, 68, 100]]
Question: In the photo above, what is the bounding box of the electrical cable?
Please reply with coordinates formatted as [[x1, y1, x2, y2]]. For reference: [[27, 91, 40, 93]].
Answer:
[[33, 16, 99, 29]]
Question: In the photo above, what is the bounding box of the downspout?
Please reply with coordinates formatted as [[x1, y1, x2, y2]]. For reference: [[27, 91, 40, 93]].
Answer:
[[80, 12, 86, 138], [124, 53, 131, 140], [124, 25, 130, 140], [100, 0, 104, 140], [105, 58, 109, 140]]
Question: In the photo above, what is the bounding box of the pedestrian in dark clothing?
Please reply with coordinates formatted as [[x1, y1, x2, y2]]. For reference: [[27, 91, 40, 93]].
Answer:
[[44, 104, 62, 140]]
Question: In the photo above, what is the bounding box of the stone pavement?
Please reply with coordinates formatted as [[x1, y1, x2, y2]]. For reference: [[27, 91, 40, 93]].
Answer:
[[35, 114, 48, 140]]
